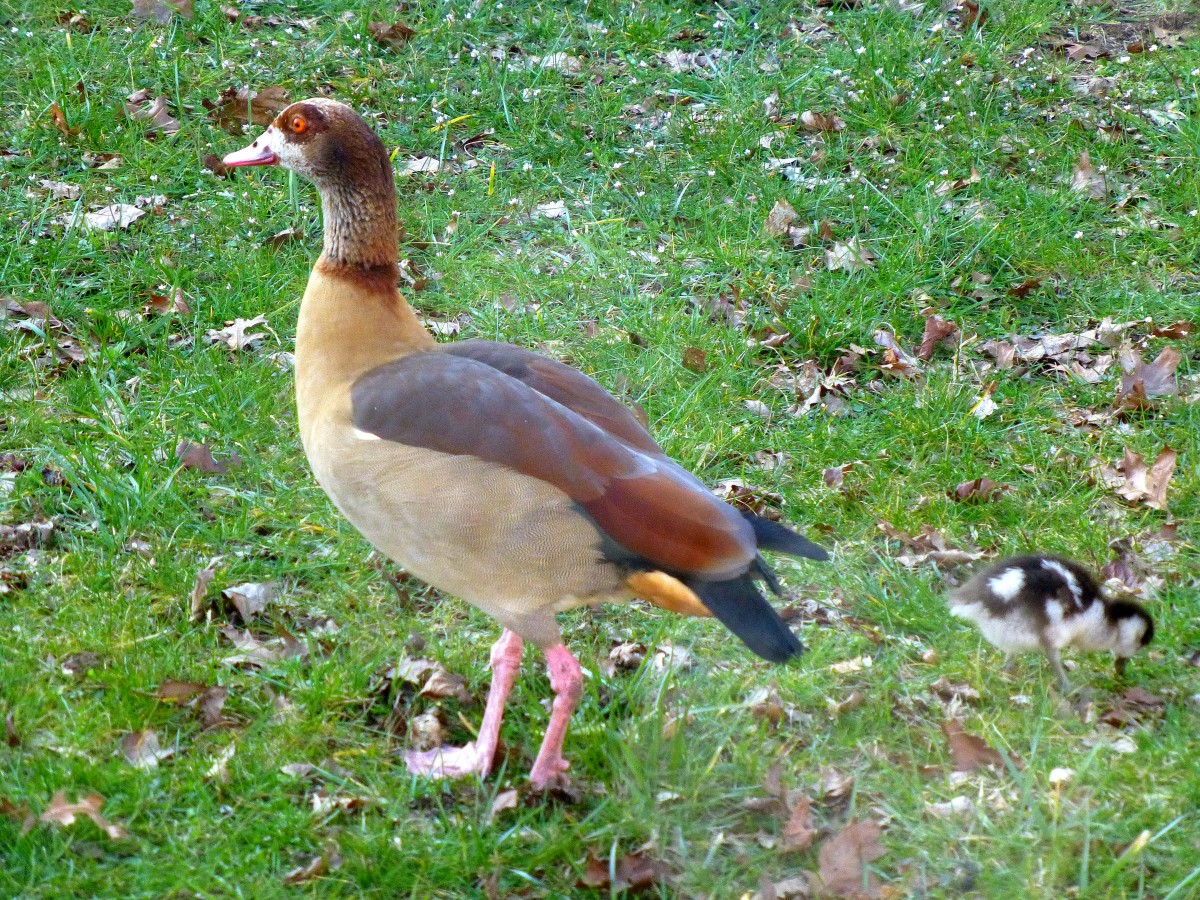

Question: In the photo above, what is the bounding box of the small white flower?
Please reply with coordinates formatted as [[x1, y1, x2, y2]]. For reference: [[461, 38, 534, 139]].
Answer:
[[1074, 231, 1084, 239]]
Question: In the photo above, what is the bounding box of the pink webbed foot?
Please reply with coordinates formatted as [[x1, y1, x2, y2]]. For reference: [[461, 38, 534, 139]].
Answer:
[[405, 743, 487, 779], [403, 629, 524, 782], [528, 644, 583, 790]]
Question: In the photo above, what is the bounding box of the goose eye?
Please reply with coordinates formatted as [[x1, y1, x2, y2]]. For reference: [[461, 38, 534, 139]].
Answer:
[[290, 115, 307, 134]]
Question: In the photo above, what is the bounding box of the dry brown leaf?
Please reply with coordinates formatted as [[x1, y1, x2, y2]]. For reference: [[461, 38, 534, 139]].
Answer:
[[198, 686, 229, 728], [681, 346, 709, 374], [1115, 346, 1181, 411], [577, 849, 672, 892], [144, 288, 190, 316], [283, 849, 342, 885], [1149, 321, 1194, 339], [826, 238, 875, 273], [50, 101, 76, 136], [1114, 447, 1176, 509], [61, 204, 146, 232], [873, 329, 919, 376], [368, 20, 415, 49], [39, 179, 80, 200], [800, 110, 846, 132], [419, 667, 472, 703], [929, 676, 981, 704], [204, 86, 290, 132], [485, 788, 519, 825], [153, 680, 208, 702], [959, 0, 987, 28], [824, 464, 850, 489], [949, 477, 1009, 504], [222, 581, 278, 620], [1071, 151, 1107, 200], [131, 0, 193, 23], [189, 566, 216, 618], [124, 89, 181, 136], [817, 820, 886, 898], [38, 791, 127, 839], [5, 710, 19, 748], [781, 794, 816, 852], [220, 625, 306, 667], [658, 48, 726, 73], [933, 167, 980, 197], [918, 315, 959, 360], [942, 719, 1004, 772], [530, 52, 584, 75], [121, 729, 173, 769], [176, 441, 241, 475], [0, 521, 55, 552], [205, 315, 269, 351], [765, 199, 799, 237]]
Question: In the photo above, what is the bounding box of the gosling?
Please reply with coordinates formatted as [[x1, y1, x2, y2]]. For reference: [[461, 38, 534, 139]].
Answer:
[[948, 555, 1153, 693]]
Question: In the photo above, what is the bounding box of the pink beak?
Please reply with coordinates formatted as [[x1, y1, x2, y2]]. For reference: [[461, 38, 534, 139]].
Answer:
[[223, 129, 278, 167]]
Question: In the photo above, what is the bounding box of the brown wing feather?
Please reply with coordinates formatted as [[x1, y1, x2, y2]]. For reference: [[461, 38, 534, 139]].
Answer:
[[441, 340, 662, 455], [350, 350, 755, 578]]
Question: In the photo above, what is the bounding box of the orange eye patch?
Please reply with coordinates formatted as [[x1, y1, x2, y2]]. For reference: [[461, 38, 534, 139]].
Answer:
[[290, 115, 307, 134]]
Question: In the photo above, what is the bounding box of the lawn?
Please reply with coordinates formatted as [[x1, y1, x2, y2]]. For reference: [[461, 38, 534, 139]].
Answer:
[[1, 0, 1199, 896]]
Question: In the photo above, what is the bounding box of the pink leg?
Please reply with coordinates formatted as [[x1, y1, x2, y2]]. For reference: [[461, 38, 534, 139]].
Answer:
[[528, 644, 583, 789], [405, 629, 524, 779]]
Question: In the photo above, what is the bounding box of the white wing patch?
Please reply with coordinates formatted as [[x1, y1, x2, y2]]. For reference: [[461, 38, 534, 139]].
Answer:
[[987, 567, 1025, 602], [1041, 558, 1081, 603]]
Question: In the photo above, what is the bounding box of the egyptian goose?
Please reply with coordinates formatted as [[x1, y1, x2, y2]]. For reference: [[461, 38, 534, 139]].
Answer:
[[222, 99, 826, 788], [948, 555, 1153, 693]]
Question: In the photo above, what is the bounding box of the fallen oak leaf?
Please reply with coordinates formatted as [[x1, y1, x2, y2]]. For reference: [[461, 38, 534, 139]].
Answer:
[[204, 315, 269, 351], [764, 199, 799, 237], [1149, 321, 1194, 339], [1070, 151, 1107, 200], [152, 680, 208, 702], [484, 787, 519, 825], [918, 314, 959, 360], [204, 86, 290, 132], [1115, 346, 1180, 411], [577, 849, 673, 892], [124, 89, 181, 136], [189, 565, 216, 618], [131, 0, 194, 23], [800, 109, 846, 132], [58, 204, 145, 232], [49, 101, 76, 136], [826, 238, 875, 273], [38, 790, 127, 839], [780, 793, 816, 852], [368, 20, 415, 49], [283, 849, 342, 885], [222, 581, 279, 621], [1113, 447, 1176, 510], [949, 477, 1009, 504], [419, 666, 473, 703], [933, 167, 980, 197], [143, 288, 190, 316], [120, 729, 174, 769], [817, 819, 886, 898], [175, 441, 242, 475], [942, 718, 1007, 772]]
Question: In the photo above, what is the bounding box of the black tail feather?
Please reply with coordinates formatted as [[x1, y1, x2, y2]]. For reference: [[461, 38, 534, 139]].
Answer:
[[691, 575, 803, 663], [751, 554, 784, 597], [742, 512, 829, 562]]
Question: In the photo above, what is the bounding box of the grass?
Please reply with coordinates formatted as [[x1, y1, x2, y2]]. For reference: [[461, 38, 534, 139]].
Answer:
[[1, 0, 1199, 895]]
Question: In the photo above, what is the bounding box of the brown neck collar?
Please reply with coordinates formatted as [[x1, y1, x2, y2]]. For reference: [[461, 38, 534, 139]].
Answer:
[[318, 175, 400, 276]]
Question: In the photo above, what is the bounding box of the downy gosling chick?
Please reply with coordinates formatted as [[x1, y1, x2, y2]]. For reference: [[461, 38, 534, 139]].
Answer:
[[948, 555, 1153, 693]]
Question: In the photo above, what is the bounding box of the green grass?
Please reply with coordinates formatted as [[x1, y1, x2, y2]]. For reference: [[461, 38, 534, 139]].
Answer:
[[2, 0, 1199, 895]]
